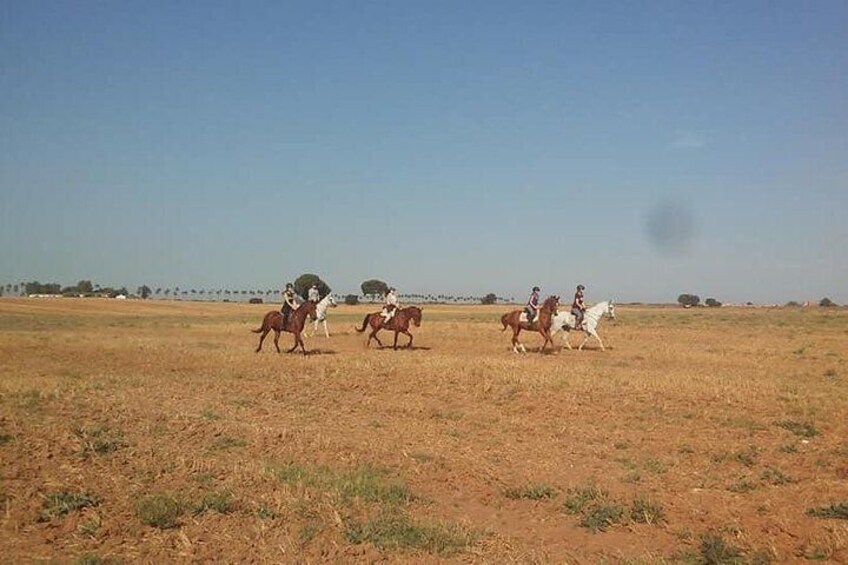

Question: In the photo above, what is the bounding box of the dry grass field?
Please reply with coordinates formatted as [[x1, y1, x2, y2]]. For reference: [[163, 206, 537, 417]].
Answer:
[[1, 297, 847, 563]]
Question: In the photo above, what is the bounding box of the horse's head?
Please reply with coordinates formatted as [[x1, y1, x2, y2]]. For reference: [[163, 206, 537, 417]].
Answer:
[[408, 306, 422, 327], [325, 294, 338, 307], [542, 295, 559, 312]]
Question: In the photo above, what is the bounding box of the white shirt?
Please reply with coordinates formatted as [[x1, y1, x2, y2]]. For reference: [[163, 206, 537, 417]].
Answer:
[[386, 291, 398, 306], [308, 287, 320, 301]]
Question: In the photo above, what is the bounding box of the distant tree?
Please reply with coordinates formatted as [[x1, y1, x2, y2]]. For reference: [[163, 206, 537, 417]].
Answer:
[[137, 285, 152, 299], [294, 274, 331, 300], [677, 293, 700, 307], [76, 280, 94, 294], [344, 294, 359, 305], [481, 293, 498, 305], [12, 284, 18, 295], [705, 298, 722, 308], [360, 279, 389, 300], [785, 301, 801, 307], [819, 297, 837, 307]]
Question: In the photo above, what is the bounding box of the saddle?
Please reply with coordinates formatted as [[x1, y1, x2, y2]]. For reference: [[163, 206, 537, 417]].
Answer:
[[518, 312, 537, 325]]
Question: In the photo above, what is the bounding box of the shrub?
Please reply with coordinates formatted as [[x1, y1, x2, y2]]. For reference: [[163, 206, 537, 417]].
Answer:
[[248, 297, 263, 304], [39, 491, 100, 521], [806, 502, 848, 519], [705, 297, 722, 307], [344, 294, 359, 305], [480, 293, 497, 305], [136, 493, 183, 529], [677, 294, 700, 307], [819, 297, 837, 307]]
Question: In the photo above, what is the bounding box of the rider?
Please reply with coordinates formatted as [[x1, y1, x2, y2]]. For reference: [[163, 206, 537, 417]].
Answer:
[[380, 287, 399, 326], [307, 283, 320, 303], [525, 286, 541, 324], [281, 283, 298, 329], [572, 284, 586, 330]]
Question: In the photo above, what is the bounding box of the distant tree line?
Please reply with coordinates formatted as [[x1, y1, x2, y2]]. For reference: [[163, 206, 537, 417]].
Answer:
[[677, 293, 839, 308]]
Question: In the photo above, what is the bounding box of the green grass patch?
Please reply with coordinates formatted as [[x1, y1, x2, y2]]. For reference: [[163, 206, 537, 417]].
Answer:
[[806, 502, 848, 519], [210, 436, 247, 450], [344, 511, 474, 555], [267, 462, 413, 506], [698, 532, 745, 564], [39, 491, 99, 521], [193, 490, 235, 515], [504, 483, 557, 501], [777, 420, 819, 438], [760, 467, 795, 486], [727, 477, 758, 493], [733, 446, 760, 468], [581, 503, 625, 533], [563, 484, 606, 515], [135, 493, 184, 529], [74, 426, 126, 457], [0, 433, 13, 445], [630, 496, 665, 525]]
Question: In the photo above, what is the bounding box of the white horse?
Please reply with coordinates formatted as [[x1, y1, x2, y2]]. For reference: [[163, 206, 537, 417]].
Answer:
[[551, 300, 616, 351], [309, 294, 338, 337]]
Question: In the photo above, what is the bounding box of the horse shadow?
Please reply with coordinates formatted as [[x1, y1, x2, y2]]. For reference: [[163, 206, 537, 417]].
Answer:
[[304, 349, 338, 356], [375, 345, 432, 352]]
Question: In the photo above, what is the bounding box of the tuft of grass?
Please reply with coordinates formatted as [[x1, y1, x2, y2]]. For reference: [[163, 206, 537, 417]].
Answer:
[[777, 420, 819, 438], [201, 408, 222, 421], [193, 490, 235, 515], [74, 426, 126, 457], [256, 505, 279, 520], [630, 496, 665, 525], [580, 503, 625, 533], [727, 477, 758, 493], [0, 433, 13, 445], [78, 514, 101, 537], [209, 436, 247, 450], [562, 484, 605, 515], [504, 483, 557, 501], [344, 511, 475, 555], [779, 443, 799, 454], [267, 462, 413, 507], [135, 493, 183, 529], [733, 445, 760, 468], [644, 458, 666, 475], [39, 491, 100, 521], [760, 467, 795, 486], [74, 554, 121, 565], [805, 502, 848, 519], [699, 532, 745, 564]]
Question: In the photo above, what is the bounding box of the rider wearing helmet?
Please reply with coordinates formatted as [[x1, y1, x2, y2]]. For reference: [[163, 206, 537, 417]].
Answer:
[[307, 283, 320, 303], [525, 286, 541, 324], [281, 282, 298, 329], [380, 287, 399, 326], [572, 284, 586, 330]]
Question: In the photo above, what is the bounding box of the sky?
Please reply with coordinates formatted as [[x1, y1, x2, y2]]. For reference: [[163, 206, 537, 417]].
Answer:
[[1, 1, 846, 303]]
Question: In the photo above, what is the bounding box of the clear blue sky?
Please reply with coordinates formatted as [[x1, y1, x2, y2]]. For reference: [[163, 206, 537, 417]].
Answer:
[[2, 1, 846, 303]]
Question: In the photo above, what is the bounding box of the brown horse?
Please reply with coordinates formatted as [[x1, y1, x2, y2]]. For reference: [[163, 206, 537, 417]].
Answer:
[[501, 295, 559, 353], [252, 300, 317, 354], [355, 306, 423, 349]]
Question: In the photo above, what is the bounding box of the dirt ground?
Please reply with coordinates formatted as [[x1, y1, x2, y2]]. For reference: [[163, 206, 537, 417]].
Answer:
[[1, 298, 846, 563]]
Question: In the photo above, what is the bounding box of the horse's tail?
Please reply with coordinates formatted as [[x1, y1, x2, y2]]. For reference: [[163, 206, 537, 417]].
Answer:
[[501, 313, 509, 331], [251, 326, 263, 333], [354, 314, 370, 333]]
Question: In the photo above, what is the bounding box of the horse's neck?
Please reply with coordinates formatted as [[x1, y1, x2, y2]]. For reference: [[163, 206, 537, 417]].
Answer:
[[585, 301, 608, 320]]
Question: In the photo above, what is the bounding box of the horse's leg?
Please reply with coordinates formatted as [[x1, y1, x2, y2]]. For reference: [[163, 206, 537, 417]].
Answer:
[[256, 328, 269, 352], [578, 330, 591, 351], [322, 319, 330, 338], [512, 327, 525, 354], [287, 329, 299, 353], [403, 330, 413, 349], [273, 329, 281, 353], [298, 331, 308, 355], [591, 329, 605, 351], [562, 330, 573, 350]]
